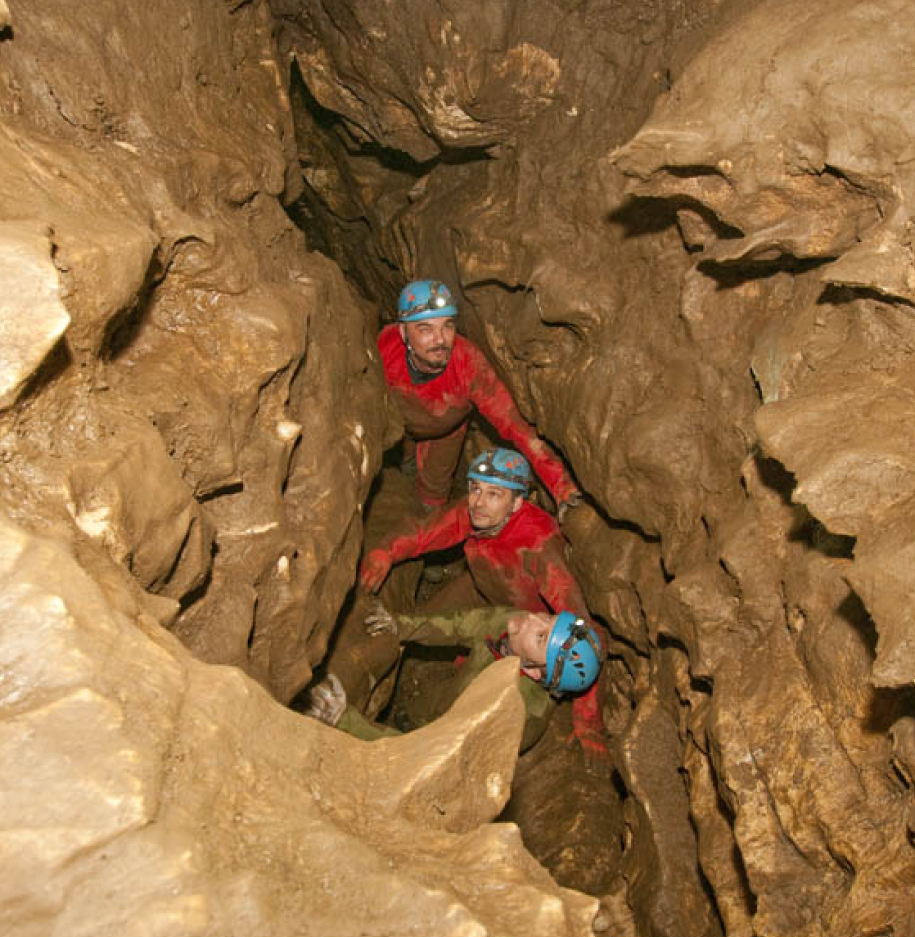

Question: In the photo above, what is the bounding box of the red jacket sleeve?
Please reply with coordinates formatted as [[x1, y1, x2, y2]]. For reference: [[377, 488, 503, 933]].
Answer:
[[529, 534, 590, 619], [381, 501, 474, 564], [529, 537, 609, 657], [463, 343, 578, 503]]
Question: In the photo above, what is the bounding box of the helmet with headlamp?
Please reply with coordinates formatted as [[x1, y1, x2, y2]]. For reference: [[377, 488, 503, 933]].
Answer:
[[397, 279, 458, 322], [467, 448, 532, 493]]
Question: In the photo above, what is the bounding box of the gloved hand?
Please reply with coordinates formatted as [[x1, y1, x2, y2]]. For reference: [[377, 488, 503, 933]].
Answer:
[[359, 548, 392, 592], [302, 673, 347, 727], [556, 489, 583, 524], [364, 599, 398, 637]]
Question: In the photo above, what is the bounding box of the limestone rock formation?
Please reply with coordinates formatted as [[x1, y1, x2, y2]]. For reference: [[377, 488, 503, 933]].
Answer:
[[4, 0, 915, 933], [0, 511, 597, 937], [608, 0, 915, 931], [282, 0, 915, 931], [0, 222, 70, 410], [0, 0, 399, 703], [0, 1, 605, 933]]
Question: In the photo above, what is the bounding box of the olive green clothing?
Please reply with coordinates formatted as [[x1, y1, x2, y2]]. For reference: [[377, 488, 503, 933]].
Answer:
[[336, 606, 555, 752]]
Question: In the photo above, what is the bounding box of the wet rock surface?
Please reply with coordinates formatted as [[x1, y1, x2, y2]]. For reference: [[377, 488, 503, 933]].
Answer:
[[2, 0, 915, 934]]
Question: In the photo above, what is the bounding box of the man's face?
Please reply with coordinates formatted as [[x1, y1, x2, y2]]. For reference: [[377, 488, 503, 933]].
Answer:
[[400, 316, 457, 374], [507, 612, 554, 680], [468, 479, 522, 530]]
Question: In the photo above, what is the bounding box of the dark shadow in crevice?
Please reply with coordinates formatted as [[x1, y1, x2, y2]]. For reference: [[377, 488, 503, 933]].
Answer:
[[197, 480, 244, 503], [14, 337, 74, 401], [608, 191, 742, 242], [788, 509, 856, 559], [659, 554, 674, 584], [817, 282, 915, 311], [178, 550, 215, 613], [246, 596, 259, 651], [836, 591, 877, 656], [755, 451, 856, 558], [835, 590, 915, 734], [657, 631, 689, 656], [610, 768, 629, 802], [607, 194, 680, 238], [102, 288, 152, 362], [101, 252, 165, 362], [698, 254, 833, 290], [281, 436, 302, 497], [752, 451, 796, 507], [288, 58, 492, 179], [582, 491, 661, 545], [690, 673, 713, 695], [863, 684, 915, 737], [686, 804, 730, 936], [709, 774, 758, 917]]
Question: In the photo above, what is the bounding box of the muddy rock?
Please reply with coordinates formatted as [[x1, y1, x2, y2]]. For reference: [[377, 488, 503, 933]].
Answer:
[[4, 0, 915, 933]]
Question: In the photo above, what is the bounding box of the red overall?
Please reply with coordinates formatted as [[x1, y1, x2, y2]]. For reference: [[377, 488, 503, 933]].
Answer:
[[377, 497, 608, 760], [378, 326, 578, 507], [382, 498, 589, 616]]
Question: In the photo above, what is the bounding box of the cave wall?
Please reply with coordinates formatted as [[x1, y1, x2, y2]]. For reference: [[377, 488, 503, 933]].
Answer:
[[0, 0, 401, 703], [281, 0, 915, 933], [3, 0, 915, 934], [0, 1, 609, 934]]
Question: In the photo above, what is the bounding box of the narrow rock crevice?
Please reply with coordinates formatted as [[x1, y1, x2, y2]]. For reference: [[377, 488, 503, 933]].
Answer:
[[2, 1, 915, 935]]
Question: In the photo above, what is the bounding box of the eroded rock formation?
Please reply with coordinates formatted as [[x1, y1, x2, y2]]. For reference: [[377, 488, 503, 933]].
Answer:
[[0, 1, 595, 933], [2, 0, 915, 934], [284, 0, 915, 933], [0, 512, 597, 936]]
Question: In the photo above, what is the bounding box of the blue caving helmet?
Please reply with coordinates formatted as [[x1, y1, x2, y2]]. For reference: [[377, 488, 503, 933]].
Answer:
[[467, 448, 531, 492], [544, 612, 602, 695], [397, 279, 459, 322]]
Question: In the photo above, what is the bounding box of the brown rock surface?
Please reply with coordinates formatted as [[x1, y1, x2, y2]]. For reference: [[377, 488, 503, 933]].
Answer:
[[3, 0, 915, 933], [0, 1, 602, 932], [282, 0, 915, 931], [0, 511, 598, 936], [0, 0, 399, 703]]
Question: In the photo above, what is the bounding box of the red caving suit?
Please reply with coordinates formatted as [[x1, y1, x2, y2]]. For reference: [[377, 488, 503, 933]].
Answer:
[[378, 325, 578, 507], [378, 496, 610, 762], [380, 497, 590, 618]]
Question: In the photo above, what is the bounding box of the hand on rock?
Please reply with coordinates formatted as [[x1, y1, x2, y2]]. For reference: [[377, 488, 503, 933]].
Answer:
[[303, 673, 347, 727], [556, 490, 583, 524], [359, 548, 392, 592], [364, 600, 397, 637]]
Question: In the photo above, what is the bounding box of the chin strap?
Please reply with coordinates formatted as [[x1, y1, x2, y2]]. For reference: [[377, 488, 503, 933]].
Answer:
[[486, 632, 509, 660]]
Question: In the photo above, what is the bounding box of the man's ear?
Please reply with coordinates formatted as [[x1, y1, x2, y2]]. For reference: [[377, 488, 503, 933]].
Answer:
[[512, 495, 524, 513], [398, 323, 408, 345]]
